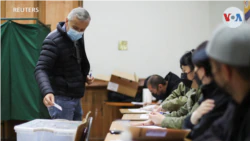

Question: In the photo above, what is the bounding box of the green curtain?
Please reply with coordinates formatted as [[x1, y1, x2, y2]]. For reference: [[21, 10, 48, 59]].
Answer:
[[1, 20, 51, 120]]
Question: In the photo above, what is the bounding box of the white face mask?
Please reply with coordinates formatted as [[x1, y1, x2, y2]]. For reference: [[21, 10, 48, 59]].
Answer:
[[67, 28, 84, 41]]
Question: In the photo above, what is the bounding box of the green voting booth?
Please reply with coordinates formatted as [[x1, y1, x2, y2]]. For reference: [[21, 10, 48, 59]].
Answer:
[[1, 18, 51, 121]]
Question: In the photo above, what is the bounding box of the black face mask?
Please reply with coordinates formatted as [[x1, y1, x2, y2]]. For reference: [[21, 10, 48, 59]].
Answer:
[[181, 73, 188, 79], [194, 73, 202, 87], [181, 79, 193, 88], [181, 73, 192, 88]]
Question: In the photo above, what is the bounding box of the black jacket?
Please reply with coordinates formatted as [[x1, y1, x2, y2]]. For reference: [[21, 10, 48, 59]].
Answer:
[[230, 90, 250, 141], [163, 72, 182, 100], [194, 90, 250, 141], [194, 101, 234, 141], [183, 81, 230, 140], [35, 22, 90, 98], [143, 72, 181, 101]]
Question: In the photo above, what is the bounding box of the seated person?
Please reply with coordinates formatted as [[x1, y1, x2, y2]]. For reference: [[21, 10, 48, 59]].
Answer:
[[132, 49, 202, 129], [182, 41, 230, 140], [194, 23, 250, 141], [144, 72, 181, 101], [155, 50, 198, 112]]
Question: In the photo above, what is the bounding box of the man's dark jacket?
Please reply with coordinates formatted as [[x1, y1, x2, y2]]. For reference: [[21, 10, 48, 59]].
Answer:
[[35, 22, 90, 98]]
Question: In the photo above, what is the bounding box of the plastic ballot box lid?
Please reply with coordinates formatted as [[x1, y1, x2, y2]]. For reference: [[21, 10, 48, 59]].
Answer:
[[14, 119, 82, 141]]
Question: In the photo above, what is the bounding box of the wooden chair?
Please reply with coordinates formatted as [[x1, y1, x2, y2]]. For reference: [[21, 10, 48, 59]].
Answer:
[[82, 111, 91, 123], [85, 117, 93, 141], [75, 111, 93, 141]]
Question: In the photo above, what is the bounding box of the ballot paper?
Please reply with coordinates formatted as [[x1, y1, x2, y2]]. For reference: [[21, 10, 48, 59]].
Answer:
[[131, 102, 144, 105], [140, 114, 149, 119], [157, 100, 162, 104], [128, 109, 149, 113], [141, 105, 156, 111], [164, 111, 170, 115], [136, 126, 163, 129], [54, 103, 62, 111]]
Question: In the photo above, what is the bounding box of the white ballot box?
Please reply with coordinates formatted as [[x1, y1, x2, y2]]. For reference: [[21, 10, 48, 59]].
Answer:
[[14, 119, 82, 141]]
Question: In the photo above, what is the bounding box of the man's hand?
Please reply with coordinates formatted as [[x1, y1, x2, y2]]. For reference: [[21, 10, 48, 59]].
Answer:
[[43, 93, 55, 107], [149, 111, 165, 126], [191, 99, 215, 125], [86, 76, 94, 85], [153, 105, 162, 112]]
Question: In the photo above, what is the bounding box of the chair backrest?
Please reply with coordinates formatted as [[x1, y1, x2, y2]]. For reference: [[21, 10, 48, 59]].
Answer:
[[82, 111, 91, 123], [74, 123, 86, 141], [74, 111, 92, 141], [85, 117, 93, 141]]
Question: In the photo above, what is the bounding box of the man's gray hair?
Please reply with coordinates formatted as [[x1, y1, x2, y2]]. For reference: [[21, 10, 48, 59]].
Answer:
[[67, 7, 90, 21]]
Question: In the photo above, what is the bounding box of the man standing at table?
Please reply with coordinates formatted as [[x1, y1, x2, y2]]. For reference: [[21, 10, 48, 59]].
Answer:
[[35, 7, 94, 121]]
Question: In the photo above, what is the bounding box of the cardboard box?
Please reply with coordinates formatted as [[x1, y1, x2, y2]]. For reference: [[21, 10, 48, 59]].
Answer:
[[107, 70, 139, 97]]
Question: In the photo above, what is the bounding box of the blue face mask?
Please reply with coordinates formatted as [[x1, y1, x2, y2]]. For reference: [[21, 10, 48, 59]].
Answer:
[[67, 28, 84, 41]]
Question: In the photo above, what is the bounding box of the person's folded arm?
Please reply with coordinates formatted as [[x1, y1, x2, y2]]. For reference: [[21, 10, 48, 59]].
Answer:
[[34, 38, 58, 97]]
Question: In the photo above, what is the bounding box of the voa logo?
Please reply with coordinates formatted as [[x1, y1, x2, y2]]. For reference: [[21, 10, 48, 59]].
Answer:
[[223, 7, 244, 28]]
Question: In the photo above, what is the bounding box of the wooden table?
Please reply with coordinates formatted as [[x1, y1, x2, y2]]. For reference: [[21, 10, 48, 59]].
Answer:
[[81, 79, 146, 141], [104, 133, 120, 141], [105, 102, 142, 107], [106, 122, 191, 141], [104, 132, 191, 141], [105, 120, 144, 141], [122, 114, 149, 121], [106, 102, 157, 107], [109, 120, 142, 131]]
